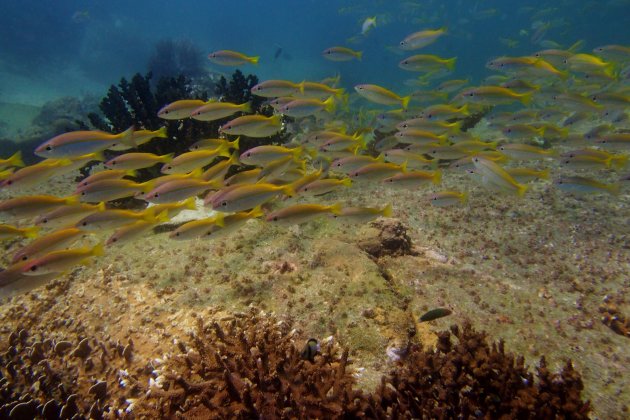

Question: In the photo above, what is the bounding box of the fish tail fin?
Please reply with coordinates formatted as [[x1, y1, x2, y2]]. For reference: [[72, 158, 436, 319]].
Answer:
[[375, 153, 385, 162], [401, 95, 411, 110], [96, 201, 107, 211], [250, 56, 260, 65], [139, 180, 156, 193], [282, 184, 296, 197], [520, 92, 533, 105], [460, 192, 469, 204], [517, 183, 528, 197], [9, 151, 24, 168], [612, 154, 628, 169], [154, 210, 170, 224], [241, 102, 252, 113], [91, 242, 105, 257], [357, 51, 363, 61], [182, 196, 197, 210], [446, 57, 457, 71], [568, 39, 583, 52], [381, 203, 393, 217], [333, 87, 345, 100], [400, 161, 408, 173], [433, 170, 442, 185], [248, 205, 265, 219], [119, 126, 136, 145], [229, 136, 240, 150], [324, 96, 337, 113], [65, 195, 80, 205], [298, 81, 305, 94], [24, 226, 40, 239], [537, 126, 547, 137], [539, 169, 550, 180], [460, 103, 470, 115], [161, 153, 175, 162], [330, 203, 343, 215], [156, 126, 168, 138]]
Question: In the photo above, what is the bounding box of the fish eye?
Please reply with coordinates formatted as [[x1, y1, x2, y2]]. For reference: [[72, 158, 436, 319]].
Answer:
[[154, 193, 159, 197], [82, 221, 88, 226], [42, 218, 47, 223], [46, 146, 52, 151], [272, 216, 278, 221], [507, 129, 512, 133], [111, 161, 116, 165], [81, 191, 86, 195], [164, 110, 169, 114], [467, 92, 474, 97], [245, 153, 251, 157], [21, 255, 28, 261], [221, 201, 227, 207], [402, 124, 408, 128], [111, 237, 117, 242], [6, 180, 12, 185], [399, 41, 405, 46], [326, 51, 331, 54], [30, 265, 38, 271]]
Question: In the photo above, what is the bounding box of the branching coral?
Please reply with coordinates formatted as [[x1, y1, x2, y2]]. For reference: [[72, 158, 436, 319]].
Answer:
[[366, 323, 590, 419], [0, 313, 590, 418], [135, 311, 365, 418]]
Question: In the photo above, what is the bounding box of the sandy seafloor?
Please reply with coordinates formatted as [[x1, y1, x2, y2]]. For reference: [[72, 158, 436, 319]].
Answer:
[[0, 121, 629, 418]]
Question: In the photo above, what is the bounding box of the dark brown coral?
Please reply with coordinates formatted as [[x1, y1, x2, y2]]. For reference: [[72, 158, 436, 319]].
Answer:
[[365, 323, 590, 419], [0, 313, 591, 418], [136, 311, 366, 418], [358, 219, 417, 259]]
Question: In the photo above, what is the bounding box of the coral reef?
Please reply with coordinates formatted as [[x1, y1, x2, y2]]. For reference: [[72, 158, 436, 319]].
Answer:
[[599, 296, 630, 338], [358, 218, 418, 259], [86, 70, 290, 185], [134, 311, 364, 417], [366, 323, 590, 419], [0, 307, 591, 418]]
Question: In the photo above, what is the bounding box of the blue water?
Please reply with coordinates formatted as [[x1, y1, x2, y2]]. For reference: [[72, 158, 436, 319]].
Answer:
[[1, 0, 629, 100]]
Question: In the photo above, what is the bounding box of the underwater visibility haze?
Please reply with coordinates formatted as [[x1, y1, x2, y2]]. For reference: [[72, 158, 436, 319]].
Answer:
[[0, 0, 629, 417]]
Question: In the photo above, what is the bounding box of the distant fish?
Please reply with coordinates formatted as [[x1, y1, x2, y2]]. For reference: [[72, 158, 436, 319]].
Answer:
[[208, 50, 259, 66], [71, 10, 90, 23], [21, 243, 104, 276], [0, 224, 39, 241], [158, 100, 209, 120], [266, 203, 342, 225], [399, 27, 447, 50], [332, 204, 392, 223], [251, 80, 302, 98], [273, 44, 283, 60], [11, 228, 85, 263], [322, 46, 363, 61], [428, 191, 467, 207], [361, 16, 377, 35], [554, 176, 620, 195], [220, 115, 282, 138], [35, 128, 135, 159], [190, 101, 252, 122], [419, 308, 452, 322], [105, 152, 173, 171], [354, 84, 411, 108]]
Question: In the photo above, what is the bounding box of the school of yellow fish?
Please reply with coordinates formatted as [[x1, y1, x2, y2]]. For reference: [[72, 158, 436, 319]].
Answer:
[[0, 28, 629, 291]]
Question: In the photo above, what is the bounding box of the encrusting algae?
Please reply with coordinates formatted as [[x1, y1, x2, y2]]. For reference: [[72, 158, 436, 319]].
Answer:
[[1, 9, 629, 418]]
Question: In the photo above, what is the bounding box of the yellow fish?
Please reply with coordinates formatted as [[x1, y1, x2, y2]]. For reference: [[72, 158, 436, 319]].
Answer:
[[208, 50, 259, 66], [21, 243, 104, 276]]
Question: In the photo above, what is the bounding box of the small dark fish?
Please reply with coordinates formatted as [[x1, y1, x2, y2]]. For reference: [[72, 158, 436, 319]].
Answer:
[[274, 45, 283, 60], [300, 338, 319, 361], [419, 308, 452, 322]]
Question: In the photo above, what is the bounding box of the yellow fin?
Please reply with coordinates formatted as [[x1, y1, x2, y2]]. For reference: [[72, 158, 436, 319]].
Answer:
[[381, 203, 393, 217]]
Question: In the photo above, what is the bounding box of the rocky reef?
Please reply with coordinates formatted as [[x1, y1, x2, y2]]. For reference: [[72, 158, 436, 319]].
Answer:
[[0, 308, 589, 418]]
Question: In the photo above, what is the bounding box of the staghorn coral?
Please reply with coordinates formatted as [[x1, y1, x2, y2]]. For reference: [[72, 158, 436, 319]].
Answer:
[[135, 310, 366, 418], [0, 311, 590, 418], [366, 322, 590, 419]]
